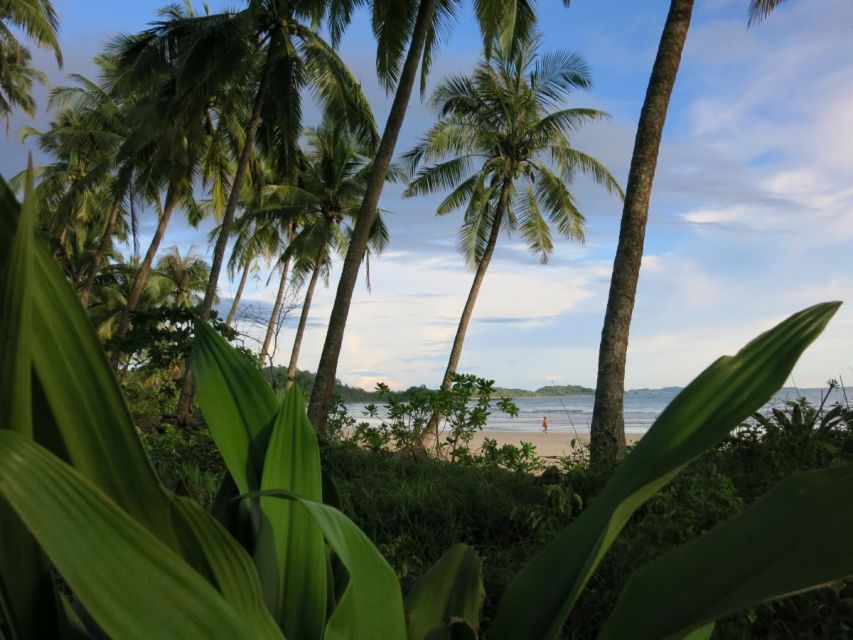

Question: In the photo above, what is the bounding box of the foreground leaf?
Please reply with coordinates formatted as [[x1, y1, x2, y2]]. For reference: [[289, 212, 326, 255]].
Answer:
[[406, 544, 483, 640], [170, 497, 283, 640], [248, 490, 407, 640], [194, 321, 277, 495], [254, 387, 327, 638], [600, 465, 853, 639], [0, 177, 178, 549], [493, 302, 840, 639], [0, 431, 254, 640], [0, 167, 60, 639]]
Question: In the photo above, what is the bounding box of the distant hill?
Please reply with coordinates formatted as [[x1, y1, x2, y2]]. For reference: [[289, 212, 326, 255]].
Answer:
[[270, 368, 596, 401], [625, 386, 682, 395], [271, 368, 681, 401], [493, 384, 594, 397]]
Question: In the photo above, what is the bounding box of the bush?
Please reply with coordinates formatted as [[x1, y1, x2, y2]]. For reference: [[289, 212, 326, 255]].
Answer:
[[321, 395, 853, 639], [139, 423, 224, 506], [320, 441, 574, 627]]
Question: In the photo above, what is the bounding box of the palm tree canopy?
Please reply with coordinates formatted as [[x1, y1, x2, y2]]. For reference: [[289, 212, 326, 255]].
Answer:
[[327, 0, 558, 93], [0, 0, 62, 118], [155, 245, 211, 307], [108, 0, 378, 175], [250, 119, 390, 287], [12, 69, 137, 274], [404, 36, 623, 266], [748, 0, 788, 25], [0, 0, 62, 62]]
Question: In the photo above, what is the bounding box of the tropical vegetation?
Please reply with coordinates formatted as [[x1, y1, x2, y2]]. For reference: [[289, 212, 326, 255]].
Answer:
[[1, 0, 850, 638], [404, 37, 622, 394]]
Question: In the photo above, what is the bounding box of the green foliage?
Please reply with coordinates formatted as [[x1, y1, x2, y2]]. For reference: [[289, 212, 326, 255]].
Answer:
[[139, 423, 224, 506], [2, 177, 853, 639], [349, 374, 520, 462], [114, 305, 238, 379], [404, 37, 622, 266]]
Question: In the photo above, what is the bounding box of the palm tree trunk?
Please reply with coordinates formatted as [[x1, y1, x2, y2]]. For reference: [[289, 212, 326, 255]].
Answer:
[[80, 196, 122, 308], [175, 48, 274, 421], [422, 179, 510, 448], [440, 179, 511, 390], [225, 260, 251, 326], [286, 256, 322, 387], [260, 255, 292, 369], [110, 189, 178, 366], [307, 0, 437, 431], [589, 0, 695, 466]]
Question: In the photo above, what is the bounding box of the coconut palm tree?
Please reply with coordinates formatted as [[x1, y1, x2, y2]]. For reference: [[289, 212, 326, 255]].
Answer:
[[114, 1, 378, 421], [262, 120, 389, 384], [15, 74, 130, 291], [589, 0, 695, 466], [0, 37, 46, 118], [41, 70, 138, 306], [88, 260, 167, 342], [404, 37, 622, 396], [156, 246, 211, 308], [308, 0, 544, 429], [223, 211, 279, 326], [0, 0, 62, 119]]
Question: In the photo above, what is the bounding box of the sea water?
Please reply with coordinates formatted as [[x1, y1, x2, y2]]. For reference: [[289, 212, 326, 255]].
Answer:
[[346, 386, 848, 434]]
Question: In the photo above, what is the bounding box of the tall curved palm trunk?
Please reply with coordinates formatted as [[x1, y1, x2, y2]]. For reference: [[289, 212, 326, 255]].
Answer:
[[176, 50, 274, 420], [260, 253, 293, 369], [440, 180, 510, 390], [110, 189, 178, 365], [79, 196, 122, 307], [285, 256, 322, 387], [225, 260, 251, 326], [308, 0, 436, 431], [589, 0, 695, 465]]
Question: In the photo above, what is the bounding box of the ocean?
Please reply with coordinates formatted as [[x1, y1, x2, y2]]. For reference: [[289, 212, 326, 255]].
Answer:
[[346, 386, 848, 434]]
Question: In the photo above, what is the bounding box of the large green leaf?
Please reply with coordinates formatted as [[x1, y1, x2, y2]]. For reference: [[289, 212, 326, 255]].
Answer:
[[405, 544, 483, 640], [193, 321, 277, 495], [249, 490, 408, 640], [0, 169, 60, 639], [600, 464, 853, 639], [0, 178, 178, 549], [492, 302, 840, 639], [0, 163, 34, 436], [0, 431, 254, 640], [170, 496, 283, 640], [254, 386, 327, 638]]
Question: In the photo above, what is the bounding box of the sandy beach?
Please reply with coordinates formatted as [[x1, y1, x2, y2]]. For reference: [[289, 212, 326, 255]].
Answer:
[[466, 430, 644, 462]]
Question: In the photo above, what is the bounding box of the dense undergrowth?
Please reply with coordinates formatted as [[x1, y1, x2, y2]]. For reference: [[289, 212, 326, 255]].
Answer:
[[137, 394, 853, 639]]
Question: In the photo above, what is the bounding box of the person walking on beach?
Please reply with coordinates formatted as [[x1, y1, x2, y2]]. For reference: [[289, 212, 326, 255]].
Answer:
[[542, 416, 548, 433]]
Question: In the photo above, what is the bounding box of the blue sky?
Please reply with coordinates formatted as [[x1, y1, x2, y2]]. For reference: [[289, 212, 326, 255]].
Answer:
[[4, 0, 853, 390]]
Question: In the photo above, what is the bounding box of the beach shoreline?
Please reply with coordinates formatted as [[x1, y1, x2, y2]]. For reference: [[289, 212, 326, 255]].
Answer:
[[466, 430, 644, 461]]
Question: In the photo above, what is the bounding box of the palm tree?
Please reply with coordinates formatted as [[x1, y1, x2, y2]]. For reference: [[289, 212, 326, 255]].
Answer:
[[0, 37, 46, 118], [116, 1, 378, 422], [43, 70, 136, 307], [156, 246, 211, 308], [0, 0, 62, 119], [15, 74, 130, 292], [88, 260, 167, 342], [589, 0, 695, 466], [308, 0, 542, 429], [268, 120, 389, 385], [404, 38, 622, 397], [223, 211, 278, 326]]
